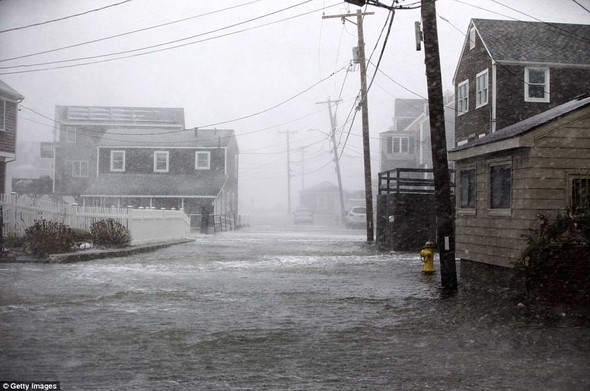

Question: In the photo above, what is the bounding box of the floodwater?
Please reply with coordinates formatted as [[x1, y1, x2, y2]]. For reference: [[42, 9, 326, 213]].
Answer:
[[1, 226, 589, 390]]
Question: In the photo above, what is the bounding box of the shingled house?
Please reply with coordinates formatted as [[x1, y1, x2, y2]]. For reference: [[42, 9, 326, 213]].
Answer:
[[453, 19, 590, 145], [53, 105, 239, 223], [0, 80, 24, 194], [449, 19, 590, 268]]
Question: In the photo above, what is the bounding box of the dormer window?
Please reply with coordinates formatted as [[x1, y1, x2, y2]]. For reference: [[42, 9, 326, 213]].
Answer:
[[469, 27, 476, 49], [525, 67, 550, 103]]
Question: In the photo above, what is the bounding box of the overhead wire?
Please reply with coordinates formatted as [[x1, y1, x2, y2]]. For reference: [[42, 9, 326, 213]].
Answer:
[[0, 0, 134, 34], [0, 1, 342, 74], [0, 0, 264, 63]]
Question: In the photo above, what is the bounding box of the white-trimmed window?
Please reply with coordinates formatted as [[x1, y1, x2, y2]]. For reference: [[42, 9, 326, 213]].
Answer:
[[195, 151, 210, 170], [390, 136, 413, 154], [525, 67, 550, 102], [110, 150, 126, 172], [490, 162, 511, 209], [0, 99, 6, 131], [72, 160, 88, 177], [469, 27, 476, 50], [153, 151, 169, 173], [65, 126, 77, 143], [476, 69, 489, 108], [457, 80, 469, 115]]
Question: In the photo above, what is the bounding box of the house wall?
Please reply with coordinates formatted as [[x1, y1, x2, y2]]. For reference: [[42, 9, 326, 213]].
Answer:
[[495, 65, 590, 130], [96, 147, 226, 175], [454, 108, 590, 268], [0, 100, 18, 155], [454, 32, 494, 143]]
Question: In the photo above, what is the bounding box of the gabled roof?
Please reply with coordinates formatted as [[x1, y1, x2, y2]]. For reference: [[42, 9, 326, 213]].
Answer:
[[97, 128, 237, 149], [449, 94, 590, 159], [472, 19, 590, 65], [81, 173, 227, 198], [0, 80, 24, 101]]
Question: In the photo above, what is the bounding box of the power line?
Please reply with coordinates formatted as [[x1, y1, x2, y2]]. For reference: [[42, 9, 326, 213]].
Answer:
[[0, 0, 134, 34], [0, 1, 339, 74], [0, 0, 264, 63]]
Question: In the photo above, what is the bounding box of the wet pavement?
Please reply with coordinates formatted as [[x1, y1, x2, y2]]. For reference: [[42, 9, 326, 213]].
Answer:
[[1, 225, 589, 390]]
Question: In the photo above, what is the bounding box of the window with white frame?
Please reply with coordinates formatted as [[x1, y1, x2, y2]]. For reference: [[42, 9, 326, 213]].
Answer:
[[457, 80, 469, 115], [110, 150, 125, 172], [72, 160, 88, 177], [391, 136, 413, 154], [525, 67, 550, 102], [476, 69, 489, 108], [490, 163, 511, 209], [195, 151, 210, 170], [0, 99, 6, 131], [65, 126, 77, 143], [153, 151, 169, 173], [469, 27, 476, 50]]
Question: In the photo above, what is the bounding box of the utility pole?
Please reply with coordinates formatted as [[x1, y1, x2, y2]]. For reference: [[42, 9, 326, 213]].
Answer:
[[316, 98, 346, 224], [279, 130, 297, 214], [323, 10, 375, 242], [420, 0, 457, 292], [344, 0, 457, 291]]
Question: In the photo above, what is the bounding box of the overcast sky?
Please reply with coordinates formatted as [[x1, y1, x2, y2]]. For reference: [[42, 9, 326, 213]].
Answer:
[[1, 0, 589, 213]]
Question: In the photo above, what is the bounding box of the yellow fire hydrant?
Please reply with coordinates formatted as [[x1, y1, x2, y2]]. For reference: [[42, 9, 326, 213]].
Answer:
[[420, 241, 435, 274]]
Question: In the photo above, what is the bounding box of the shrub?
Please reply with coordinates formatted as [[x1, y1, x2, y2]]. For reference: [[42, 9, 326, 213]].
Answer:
[[90, 219, 131, 247], [24, 220, 76, 255], [519, 206, 589, 266]]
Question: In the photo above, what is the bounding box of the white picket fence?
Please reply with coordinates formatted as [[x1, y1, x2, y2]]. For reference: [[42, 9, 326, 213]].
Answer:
[[0, 193, 190, 245]]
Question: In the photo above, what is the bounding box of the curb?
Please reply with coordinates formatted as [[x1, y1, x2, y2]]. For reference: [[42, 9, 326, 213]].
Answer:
[[1, 239, 194, 264]]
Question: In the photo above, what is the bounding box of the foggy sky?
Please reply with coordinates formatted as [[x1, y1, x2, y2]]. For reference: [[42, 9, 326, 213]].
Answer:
[[1, 0, 588, 213]]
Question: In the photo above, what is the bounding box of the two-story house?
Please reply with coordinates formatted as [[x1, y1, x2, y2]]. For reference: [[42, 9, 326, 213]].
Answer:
[[53, 105, 239, 222], [453, 19, 590, 145], [0, 80, 24, 194], [380, 94, 455, 173], [449, 19, 590, 269]]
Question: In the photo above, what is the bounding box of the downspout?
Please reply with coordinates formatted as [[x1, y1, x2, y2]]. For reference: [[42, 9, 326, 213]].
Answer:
[[491, 61, 497, 133]]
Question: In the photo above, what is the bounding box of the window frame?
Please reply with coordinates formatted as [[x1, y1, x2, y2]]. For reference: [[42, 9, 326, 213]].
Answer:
[[459, 168, 476, 210], [569, 173, 590, 210], [469, 27, 476, 50], [71, 160, 89, 177], [0, 99, 6, 131], [489, 160, 512, 213], [195, 151, 211, 170], [110, 150, 126, 172], [65, 126, 77, 143], [524, 67, 550, 103], [475, 69, 489, 108], [457, 80, 469, 115], [153, 150, 169, 173]]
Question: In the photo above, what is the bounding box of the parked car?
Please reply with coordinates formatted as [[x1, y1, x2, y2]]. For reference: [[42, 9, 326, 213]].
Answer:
[[345, 206, 366, 228], [293, 207, 314, 224]]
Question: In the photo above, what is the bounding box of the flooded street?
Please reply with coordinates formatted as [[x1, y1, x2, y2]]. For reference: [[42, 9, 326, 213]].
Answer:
[[1, 226, 589, 390]]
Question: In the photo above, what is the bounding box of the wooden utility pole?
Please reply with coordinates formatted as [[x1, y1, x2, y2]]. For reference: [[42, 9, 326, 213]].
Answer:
[[323, 10, 375, 242], [279, 130, 297, 214], [421, 0, 458, 291], [316, 98, 346, 224]]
